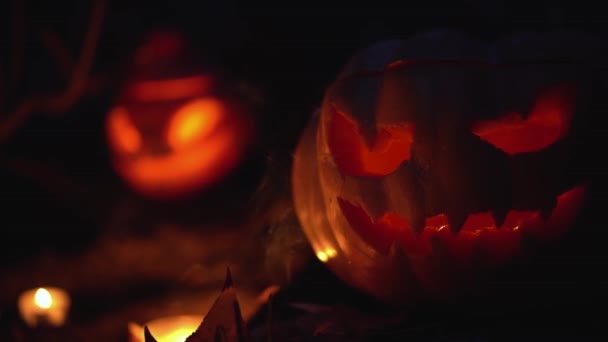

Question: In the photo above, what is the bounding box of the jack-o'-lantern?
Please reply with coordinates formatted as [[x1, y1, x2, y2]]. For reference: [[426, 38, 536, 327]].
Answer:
[[106, 31, 254, 199], [293, 31, 602, 304]]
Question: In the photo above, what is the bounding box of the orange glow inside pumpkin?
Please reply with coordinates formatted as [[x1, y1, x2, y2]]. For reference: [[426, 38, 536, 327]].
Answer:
[[118, 123, 240, 197], [338, 184, 586, 265], [107, 107, 142, 154], [327, 105, 414, 177], [167, 98, 224, 150], [472, 83, 575, 155]]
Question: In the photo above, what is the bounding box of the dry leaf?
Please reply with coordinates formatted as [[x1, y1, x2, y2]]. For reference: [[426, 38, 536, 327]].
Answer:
[[145, 267, 249, 342]]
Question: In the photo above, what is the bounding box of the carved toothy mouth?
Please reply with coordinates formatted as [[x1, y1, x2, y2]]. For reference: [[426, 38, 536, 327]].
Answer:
[[337, 184, 586, 265]]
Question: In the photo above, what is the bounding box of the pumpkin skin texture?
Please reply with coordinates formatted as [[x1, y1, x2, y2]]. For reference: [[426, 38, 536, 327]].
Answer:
[[293, 31, 600, 304], [106, 32, 253, 199]]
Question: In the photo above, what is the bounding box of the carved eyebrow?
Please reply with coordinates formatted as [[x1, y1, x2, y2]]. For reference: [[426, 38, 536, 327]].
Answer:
[[327, 104, 414, 177]]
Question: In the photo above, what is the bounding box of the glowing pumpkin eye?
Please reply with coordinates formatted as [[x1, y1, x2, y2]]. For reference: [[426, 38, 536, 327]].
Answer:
[[167, 98, 224, 150], [107, 106, 142, 154], [327, 105, 414, 177], [472, 83, 575, 155]]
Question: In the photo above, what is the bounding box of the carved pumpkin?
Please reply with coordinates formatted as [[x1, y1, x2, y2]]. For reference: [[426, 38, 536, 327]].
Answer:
[[293, 31, 601, 303], [106, 31, 253, 199]]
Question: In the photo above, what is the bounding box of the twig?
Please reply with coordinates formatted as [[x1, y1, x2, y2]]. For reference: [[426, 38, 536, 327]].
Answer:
[[37, 28, 76, 79], [50, 0, 107, 115], [0, 0, 107, 143]]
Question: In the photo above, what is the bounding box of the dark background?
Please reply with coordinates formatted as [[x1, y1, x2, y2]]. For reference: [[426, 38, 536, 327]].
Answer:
[[0, 0, 607, 340]]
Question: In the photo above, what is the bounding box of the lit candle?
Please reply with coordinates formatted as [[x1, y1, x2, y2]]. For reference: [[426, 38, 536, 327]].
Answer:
[[17, 287, 71, 327], [128, 315, 203, 342]]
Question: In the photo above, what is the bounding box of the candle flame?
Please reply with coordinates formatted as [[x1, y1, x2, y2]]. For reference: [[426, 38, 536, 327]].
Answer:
[[34, 288, 52, 309], [316, 248, 337, 263], [316, 251, 328, 262], [163, 328, 195, 342], [130, 315, 202, 342]]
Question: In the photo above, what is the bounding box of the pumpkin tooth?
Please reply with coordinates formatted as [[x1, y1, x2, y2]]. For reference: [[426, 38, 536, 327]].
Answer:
[[447, 210, 468, 234], [539, 196, 558, 221], [491, 208, 508, 229], [409, 212, 426, 236], [382, 163, 427, 236]]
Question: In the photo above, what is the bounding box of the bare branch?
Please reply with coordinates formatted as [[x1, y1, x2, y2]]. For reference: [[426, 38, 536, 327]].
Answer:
[[0, 0, 107, 143], [0, 99, 38, 142], [37, 28, 76, 79], [44, 0, 107, 117]]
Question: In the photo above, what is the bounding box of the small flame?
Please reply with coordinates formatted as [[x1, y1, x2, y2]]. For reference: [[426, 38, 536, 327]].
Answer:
[[162, 328, 195, 342], [132, 315, 202, 342], [34, 288, 52, 309], [316, 251, 328, 262], [316, 248, 337, 263]]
